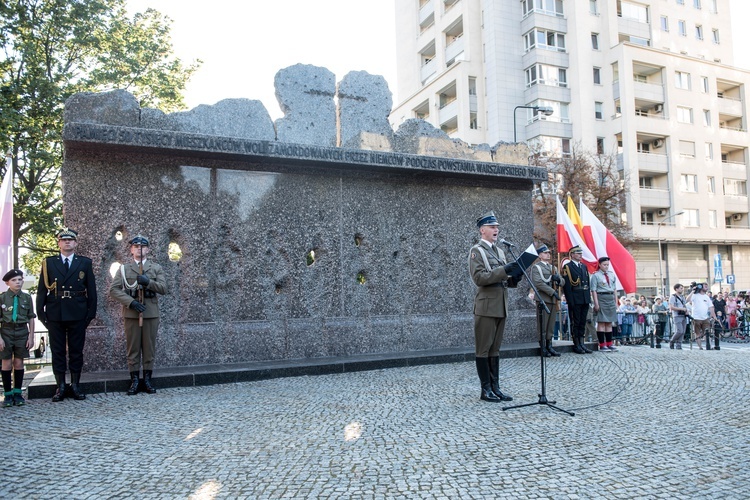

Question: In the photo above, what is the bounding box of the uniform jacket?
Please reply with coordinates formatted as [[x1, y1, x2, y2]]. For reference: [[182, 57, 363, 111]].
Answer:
[[109, 260, 167, 319], [531, 261, 564, 305], [561, 260, 590, 306], [469, 241, 514, 318], [0, 290, 36, 323], [36, 254, 97, 322]]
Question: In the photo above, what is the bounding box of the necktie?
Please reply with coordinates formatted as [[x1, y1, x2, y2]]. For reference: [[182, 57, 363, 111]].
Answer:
[[605, 273, 610, 285], [12, 295, 17, 322], [64, 257, 69, 271]]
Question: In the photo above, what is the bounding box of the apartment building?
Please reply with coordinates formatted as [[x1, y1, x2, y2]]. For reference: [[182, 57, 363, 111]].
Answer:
[[390, 0, 750, 296]]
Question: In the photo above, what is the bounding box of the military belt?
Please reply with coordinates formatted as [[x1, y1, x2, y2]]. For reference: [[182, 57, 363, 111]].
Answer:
[[57, 290, 87, 299], [1, 322, 28, 328], [596, 291, 614, 294]]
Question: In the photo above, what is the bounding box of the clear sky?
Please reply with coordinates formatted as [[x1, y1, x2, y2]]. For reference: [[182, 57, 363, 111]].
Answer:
[[127, 0, 748, 119]]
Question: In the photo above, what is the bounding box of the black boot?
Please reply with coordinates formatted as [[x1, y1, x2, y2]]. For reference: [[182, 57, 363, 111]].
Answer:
[[143, 370, 157, 394], [547, 340, 561, 357], [475, 358, 501, 403], [580, 336, 593, 353], [572, 336, 586, 354], [70, 372, 86, 400], [52, 372, 66, 402], [127, 371, 140, 396], [487, 356, 512, 401], [539, 341, 552, 357]]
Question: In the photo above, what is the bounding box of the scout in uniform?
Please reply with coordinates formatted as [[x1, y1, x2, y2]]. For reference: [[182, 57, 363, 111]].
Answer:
[[530, 245, 564, 357], [36, 228, 98, 401], [109, 235, 167, 395], [0, 270, 36, 406], [468, 211, 523, 403], [561, 245, 593, 354]]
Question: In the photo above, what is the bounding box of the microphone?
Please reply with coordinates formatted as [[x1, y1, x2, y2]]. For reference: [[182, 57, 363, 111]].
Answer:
[[498, 238, 515, 247]]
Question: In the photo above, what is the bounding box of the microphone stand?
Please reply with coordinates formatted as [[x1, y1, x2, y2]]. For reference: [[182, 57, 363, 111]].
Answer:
[[501, 242, 574, 416]]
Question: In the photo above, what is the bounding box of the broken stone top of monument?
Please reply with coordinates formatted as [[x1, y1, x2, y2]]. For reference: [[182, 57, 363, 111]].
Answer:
[[63, 64, 527, 163]]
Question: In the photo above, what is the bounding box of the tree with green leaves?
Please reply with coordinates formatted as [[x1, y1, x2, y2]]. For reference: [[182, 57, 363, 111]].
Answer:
[[530, 142, 631, 255], [0, 0, 200, 271]]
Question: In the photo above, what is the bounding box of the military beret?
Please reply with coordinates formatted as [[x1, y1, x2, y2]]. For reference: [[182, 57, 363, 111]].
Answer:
[[57, 228, 78, 240], [537, 244, 550, 253], [476, 212, 499, 227], [129, 235, 150, 246], [569, 245, 583, 254], [2, 269, 23, 282]]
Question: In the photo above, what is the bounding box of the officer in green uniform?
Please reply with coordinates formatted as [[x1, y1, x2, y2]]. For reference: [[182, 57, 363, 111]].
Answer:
[[109, 235, 167, 395], [468, 212, 522, 403], [0, 269, 36, 406], [530, 245, 564, 357]]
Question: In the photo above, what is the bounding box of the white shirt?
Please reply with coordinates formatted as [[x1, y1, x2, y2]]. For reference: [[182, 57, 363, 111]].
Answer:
[[59, 253, 75, 264], [690, 293, 714, 320]]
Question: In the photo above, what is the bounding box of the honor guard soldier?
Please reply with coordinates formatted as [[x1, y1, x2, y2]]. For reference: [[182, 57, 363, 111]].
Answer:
[[468, 211, 522, 403], [36, 228, 98, 401], [0, 269, 36, 406], [109, 235, 167, 395], [561, 245, 593, 354], [530, 245, 564, 357]]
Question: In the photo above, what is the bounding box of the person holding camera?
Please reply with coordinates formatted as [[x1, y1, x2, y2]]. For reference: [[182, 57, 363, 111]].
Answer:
[[687, 282, 718, 350], [669, 284, 689, 349]]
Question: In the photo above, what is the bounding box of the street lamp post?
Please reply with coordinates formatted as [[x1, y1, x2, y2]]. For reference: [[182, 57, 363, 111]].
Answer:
[[513, 105, 554, 143], [657, 211, 685, 298]]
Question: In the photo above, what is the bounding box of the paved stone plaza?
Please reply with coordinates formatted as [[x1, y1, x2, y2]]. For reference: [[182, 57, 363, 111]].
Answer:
[[5, 345, 750, 499]]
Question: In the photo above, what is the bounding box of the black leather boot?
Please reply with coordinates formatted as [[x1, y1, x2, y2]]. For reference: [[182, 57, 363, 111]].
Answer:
[[572, 336, 586, 354], [52, 372, 66, 402], [475, 358, 501, 402], [547, 341, 561, 357], [487, 356, 512, 401], [143, 370, 157, 394], [70, 372, 86, 400], [539, 341, 551, 357], [580, 336, 593, 353], [127, 371, 140, 396]]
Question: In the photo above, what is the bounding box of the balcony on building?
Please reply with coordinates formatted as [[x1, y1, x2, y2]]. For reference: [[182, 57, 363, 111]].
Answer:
[[419, 0, 435, 30], [721, 144, 747, 176], [616, 0, 650, 41], [444, 0, 460, 12], [444, 18, 464, 66], [719, 115, 746, 133], [726, 212, 750, 229], [631, 62, 665, 102], [639, 187, 671, 209], [438, 81, 458, 130], [635, 141, 669, 174], [420, 41, 437, 85], [717, 79, 743, 116], [640, 208, 676, 227], [413, 100, 430, 121]]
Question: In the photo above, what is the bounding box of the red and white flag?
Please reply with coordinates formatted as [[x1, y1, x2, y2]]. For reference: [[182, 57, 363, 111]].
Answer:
[[580, 199, 637, 293], [556, 196, 596, 271]]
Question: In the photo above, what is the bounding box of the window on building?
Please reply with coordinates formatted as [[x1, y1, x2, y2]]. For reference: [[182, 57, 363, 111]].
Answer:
[[640, 176, 654, 188], [590, 0, 598, 15], [637, 141, 650, 153], [684, 209, 699, 227], [595, 102, 603, 119], [679, 140, 696, 158], [641, 212, 655, 224], [524, 29, 566, 52], [708, 176, 715, 194], [710, 0, 717, 13], [724, 179, 748, 196], [593, 67, 601, 84], [681, 174, 698, 192], [705, 142, 713, 160], [660, 16, 669, 31], [702, 110, 711, 127], [619, 1, 649, 23], [597, 137, 605, 154], [709, 210, 717, 228], [413, 100, 430, 120], [470, 112, 478, 130], [712, 29, 720, 44], [700, 76, 709, 93], [675, 71, 691, 89], [522, 0, 564, 17], [533, 136, 571, 157], [591, 33, 600, 50], [529, 99, 569, 123], [678, 20, 687, 36], [695, 25, 703, 40], [693, 0, 701, 8], [677, 0, 685, 4], [525, 64, 567, 88], [677, 106, 693, 124]]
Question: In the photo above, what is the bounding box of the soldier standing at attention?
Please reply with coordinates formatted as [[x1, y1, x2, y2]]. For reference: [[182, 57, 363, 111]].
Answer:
[[36, 228, 98, 402], [530, 245, 564, 357], [109, 235, 167, 395], [468, 212, 521, 403], [561, 246, 593, 354], [0, 269, 36, 406]]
